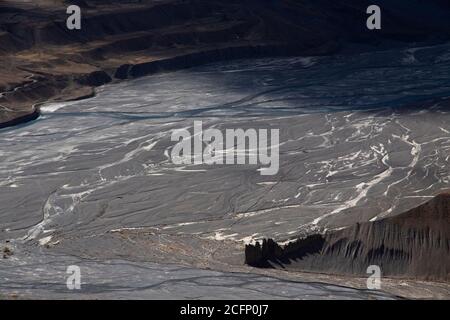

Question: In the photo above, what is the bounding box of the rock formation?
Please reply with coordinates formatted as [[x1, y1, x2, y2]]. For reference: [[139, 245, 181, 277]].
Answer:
[[246, 193, 450, 281], [2, 0, 450, 127]]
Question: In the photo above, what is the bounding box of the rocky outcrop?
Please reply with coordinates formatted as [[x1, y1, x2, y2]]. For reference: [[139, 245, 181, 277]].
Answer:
[[246, 193, 450, 281]]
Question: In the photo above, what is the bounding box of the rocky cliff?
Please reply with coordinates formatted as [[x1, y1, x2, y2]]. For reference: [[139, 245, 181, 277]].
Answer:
[[246, 193, 450, 281]]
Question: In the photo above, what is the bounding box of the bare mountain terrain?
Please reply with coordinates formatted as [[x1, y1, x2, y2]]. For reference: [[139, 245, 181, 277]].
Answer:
[[2, 0, 450, 127]]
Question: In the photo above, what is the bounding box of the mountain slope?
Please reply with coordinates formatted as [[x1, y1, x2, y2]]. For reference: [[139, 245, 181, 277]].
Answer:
[[246, 193, 450, 281], [2, 0, 450, 127]]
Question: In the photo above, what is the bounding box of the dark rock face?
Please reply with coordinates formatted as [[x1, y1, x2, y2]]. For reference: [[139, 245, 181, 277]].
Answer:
[[245, 236, 325, 268], [0, 108, 40, 129], [246, 193, 450, 281], [128, 44, 332, 78], [114, 64, 132, 80], [76, 71, 112, 87], [245, 239, 283, 267]]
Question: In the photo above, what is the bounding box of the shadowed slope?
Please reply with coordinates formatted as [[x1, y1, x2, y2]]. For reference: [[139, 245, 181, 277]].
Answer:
[[246, 193, 450, 281]]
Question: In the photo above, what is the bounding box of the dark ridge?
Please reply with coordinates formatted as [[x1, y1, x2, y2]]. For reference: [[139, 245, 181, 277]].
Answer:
[[114, 64, 132, 80], [245, 235, 326, 268], [76, 70, 112, 87], [0, 108, 40, 129], [245, 193, 450, 281], [128, 43, 336, 78]]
